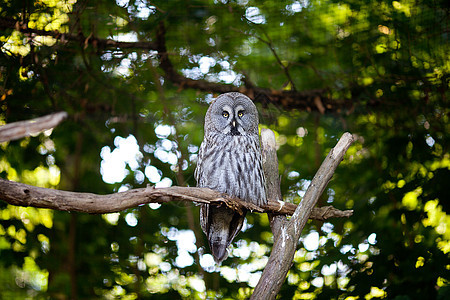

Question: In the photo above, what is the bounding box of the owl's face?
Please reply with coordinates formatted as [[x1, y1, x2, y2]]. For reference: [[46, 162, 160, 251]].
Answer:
[[206, 92, 259, 136]]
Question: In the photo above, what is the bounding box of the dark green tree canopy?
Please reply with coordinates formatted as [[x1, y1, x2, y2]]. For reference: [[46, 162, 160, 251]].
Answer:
[[0, 0, 448, 299]]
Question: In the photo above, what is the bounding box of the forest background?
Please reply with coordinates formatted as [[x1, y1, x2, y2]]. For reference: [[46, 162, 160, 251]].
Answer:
[[0, 0, 448, 299]]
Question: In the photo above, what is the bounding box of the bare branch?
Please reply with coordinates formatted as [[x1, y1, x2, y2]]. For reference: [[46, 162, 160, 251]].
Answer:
[[0, 179, 352, 220], [251, 132, 354, 299], [0, 111, 68, 142]]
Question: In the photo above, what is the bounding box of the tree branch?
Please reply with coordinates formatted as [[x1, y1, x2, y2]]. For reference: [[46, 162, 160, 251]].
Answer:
[[0, 179, 352, 220], [154, 22, 345, 112], [251, 132, 354, 299], [0, 16, 353, 113], [0, 16, 158, 50], [0, 111, 68, 142]]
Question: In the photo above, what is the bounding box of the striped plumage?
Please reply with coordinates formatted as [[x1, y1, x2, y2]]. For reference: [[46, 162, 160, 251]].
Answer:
[[195, 92, 267, 263]]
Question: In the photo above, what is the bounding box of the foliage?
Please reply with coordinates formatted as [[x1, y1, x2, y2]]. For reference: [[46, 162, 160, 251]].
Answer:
[[0, 0, 448, 299]]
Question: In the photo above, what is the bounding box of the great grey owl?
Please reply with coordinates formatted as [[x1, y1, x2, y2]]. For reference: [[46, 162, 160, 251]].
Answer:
[[195, 92, 267, 263]]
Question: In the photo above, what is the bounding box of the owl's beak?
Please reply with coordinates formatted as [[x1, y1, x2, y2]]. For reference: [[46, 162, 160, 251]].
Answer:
[[230, 119, 240, 135]]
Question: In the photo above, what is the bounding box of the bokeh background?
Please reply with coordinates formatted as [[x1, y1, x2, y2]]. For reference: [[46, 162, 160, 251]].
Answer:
[[0, 0, 448, 299]]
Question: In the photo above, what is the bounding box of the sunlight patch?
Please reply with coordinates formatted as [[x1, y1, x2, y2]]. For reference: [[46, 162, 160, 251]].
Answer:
[[303, 231, 319, 251], [100, 135, 143, 184], [125, 213, 138, 227], [245, 7, 266, 24]]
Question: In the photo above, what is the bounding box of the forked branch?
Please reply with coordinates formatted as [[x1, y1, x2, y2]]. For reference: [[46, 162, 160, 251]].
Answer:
[[251, 132, 354, 299]]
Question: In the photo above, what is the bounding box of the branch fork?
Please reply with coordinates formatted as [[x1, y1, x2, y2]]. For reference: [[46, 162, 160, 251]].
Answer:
[[251, 130, 354, 299]]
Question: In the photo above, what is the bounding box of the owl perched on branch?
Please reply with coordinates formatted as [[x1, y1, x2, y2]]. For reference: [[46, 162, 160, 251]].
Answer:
[[195, 92, 267, 263]]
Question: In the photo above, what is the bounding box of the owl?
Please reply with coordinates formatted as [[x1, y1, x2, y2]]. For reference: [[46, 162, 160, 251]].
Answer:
[[195, 92, 267, 263]]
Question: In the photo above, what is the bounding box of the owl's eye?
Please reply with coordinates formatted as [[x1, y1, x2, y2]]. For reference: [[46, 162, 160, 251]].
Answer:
[[222, 111, 229, 118], [237, 111, 244, 118]]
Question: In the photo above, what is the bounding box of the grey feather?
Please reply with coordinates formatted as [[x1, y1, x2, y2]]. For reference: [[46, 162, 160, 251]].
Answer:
[[195, 92, 267, 263]]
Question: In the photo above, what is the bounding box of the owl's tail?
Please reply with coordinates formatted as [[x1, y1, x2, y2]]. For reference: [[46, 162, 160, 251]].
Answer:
[[210, 229, 230, 263], [205, 205, 246, 263]]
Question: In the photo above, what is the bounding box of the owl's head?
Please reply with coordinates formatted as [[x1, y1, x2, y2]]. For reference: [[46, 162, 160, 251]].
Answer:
[[205, 92, 259, 136]]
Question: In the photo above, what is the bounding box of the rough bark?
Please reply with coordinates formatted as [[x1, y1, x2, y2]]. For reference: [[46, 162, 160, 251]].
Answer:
[[251, 132, 354, 299]]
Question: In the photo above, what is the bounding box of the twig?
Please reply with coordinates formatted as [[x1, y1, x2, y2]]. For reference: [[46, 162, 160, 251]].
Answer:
[[231, 27, 297, 90], [261, 31, 297, 91], [0, 111, 68, 142]]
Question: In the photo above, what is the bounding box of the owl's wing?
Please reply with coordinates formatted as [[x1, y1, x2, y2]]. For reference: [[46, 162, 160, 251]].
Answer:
[[199, 204, 208, 235]]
